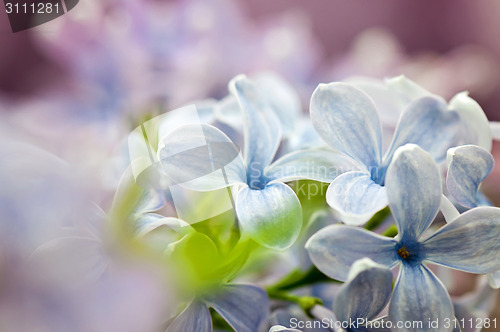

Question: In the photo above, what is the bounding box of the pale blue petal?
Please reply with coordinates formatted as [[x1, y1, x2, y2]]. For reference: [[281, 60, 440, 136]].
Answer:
[[383, 97, 460, 165], [446, 145, 494, 208], [305, 225, 398, 281], [135, 213, 192, 237], [449, 92, 492, 151], [310, 82, 382, 167], [157, 123, 246, 190], [236, 183, 302, 250], [389, 264, 454, 332], [344, 76, 408, 127], [214, 95, 244, 132], [265, 148, 361, 183], [310, 305, 340, 330], [229, 75, 281, 174], [254, 73, 301, 137], [285, 117, 325, 152], [422, 207, 500, 274], [325, 171, 388, 226], [333, 258, 392, 322], [167, 301, 212, 332], [206, 284, 269, 332], [385, 144, 441, 242]]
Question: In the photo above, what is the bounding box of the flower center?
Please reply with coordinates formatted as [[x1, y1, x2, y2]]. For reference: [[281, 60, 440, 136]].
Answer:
[[397, 247, 410, 260]]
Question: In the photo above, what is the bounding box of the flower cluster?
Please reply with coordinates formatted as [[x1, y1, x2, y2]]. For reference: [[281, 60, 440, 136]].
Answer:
[[2, 66, 499, 332], [116, 72, 500, 331]]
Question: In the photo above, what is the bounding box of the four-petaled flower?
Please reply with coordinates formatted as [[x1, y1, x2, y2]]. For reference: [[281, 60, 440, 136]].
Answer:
[[308, 80, 461, 225], [306, 144, 500, 331]]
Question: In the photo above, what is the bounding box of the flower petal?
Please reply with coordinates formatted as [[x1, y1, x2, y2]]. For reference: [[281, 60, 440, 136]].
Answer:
[[385, 144, 441, 242], [488, 270, 500, 289], [490, 121, 500, 141], [389, 264, 454, 332], [384, 97, 460, 165], [449, 92, 492, 151], [439, 194, 460, 223], [325, 171, 388, 226], [229, 75, 281, 173], [305, 225, 398, 281], [422, 207, 500, 274], [333, 258, 393, 322], [310, 82, 382, 167], [265, 148, 361, 183], [167, 301, 212, 332], [235, 182, 302, 250], [135, 213, 192, 237], [346, 77, 405, 128], [446, 145, 494, 208], [206, 284, 269, 332], [385, 75, 436, 102], [157, 123, 246, 191], [253, 73, 301, 137]]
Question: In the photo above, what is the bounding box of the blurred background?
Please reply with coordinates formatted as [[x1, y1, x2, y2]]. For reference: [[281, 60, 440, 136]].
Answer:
[[1, 0, 500, 328]]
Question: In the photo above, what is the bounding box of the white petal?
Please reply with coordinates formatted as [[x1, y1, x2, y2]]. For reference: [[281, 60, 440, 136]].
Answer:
[[326, 171, 388, 226]]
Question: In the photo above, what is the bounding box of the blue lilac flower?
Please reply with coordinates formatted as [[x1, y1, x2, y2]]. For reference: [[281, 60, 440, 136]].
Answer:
[[307, 77, 463, 225], [348, 76, 494, 152], [269, 258, 393, 332], [157, 75, 355, 249], [306, 144, 500, 330]]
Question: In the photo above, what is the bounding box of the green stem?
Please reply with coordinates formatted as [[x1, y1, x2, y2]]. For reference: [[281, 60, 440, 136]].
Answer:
[[266, 288, 323, 316], [364, 206, 391, 231], [267, 266, 340, 292]]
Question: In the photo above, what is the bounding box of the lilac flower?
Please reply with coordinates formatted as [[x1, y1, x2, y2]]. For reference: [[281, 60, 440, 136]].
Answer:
[[446, 145, 494, 209], [346, 76, 494, 152], [306, 144, 500, 330], [269, 258, 393, 332], [167, 284, 269, 332], [308, 79, 462, 225], [158, 75, 355, 249]]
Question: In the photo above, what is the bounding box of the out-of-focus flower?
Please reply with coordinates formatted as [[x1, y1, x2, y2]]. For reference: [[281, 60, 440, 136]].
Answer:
[[167, 284, 269, 332], [306, 144, 500, 329], [453, 277, 498, 332], [34, 0, 321, 118], [329, 28, 500, 102], [0, 135, 169, 332], [307, 80, 460, 225]]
